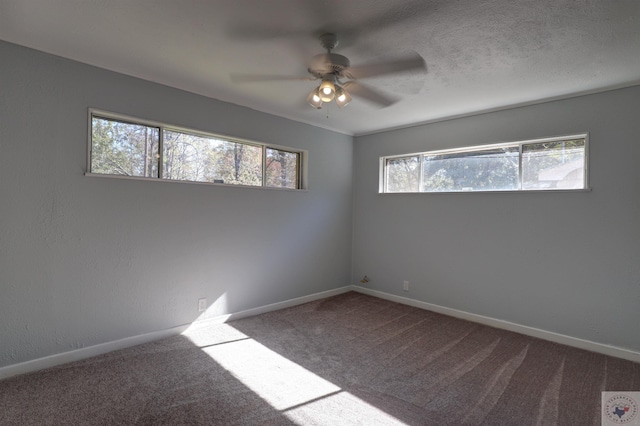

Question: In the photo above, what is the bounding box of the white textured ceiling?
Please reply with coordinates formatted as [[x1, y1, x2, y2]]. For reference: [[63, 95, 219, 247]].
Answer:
[[1, 0, 639, 135]]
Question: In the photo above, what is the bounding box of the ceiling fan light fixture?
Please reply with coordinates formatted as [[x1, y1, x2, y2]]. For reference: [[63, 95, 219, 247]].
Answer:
[[307, 88, 323, 109], [335, 86, 352, 108], [319, 79, 335, 102]]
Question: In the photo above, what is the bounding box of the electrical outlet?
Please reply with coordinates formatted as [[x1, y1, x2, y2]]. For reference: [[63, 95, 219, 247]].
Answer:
[[198, 298, 207, 312], [403, 281, 409, 291]]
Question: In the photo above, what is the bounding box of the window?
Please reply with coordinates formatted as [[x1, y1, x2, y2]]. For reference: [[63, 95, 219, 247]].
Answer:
[[265, 148, 300, 189], [89, 111, 304, 189], [163, 129, 262, 186], [381, 135, 587, 193], [91, 116, 159, 178]]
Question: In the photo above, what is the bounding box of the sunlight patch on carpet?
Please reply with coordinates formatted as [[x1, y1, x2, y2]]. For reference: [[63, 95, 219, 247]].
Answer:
[[185, 323, 409, 424], [202, 337, 339, 410], [283, 390, 411, 425]]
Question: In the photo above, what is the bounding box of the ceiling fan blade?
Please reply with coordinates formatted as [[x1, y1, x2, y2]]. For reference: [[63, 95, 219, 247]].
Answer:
[[230, 73, 314, 83], [344, 52, 426, 80], [343, 81, 398, 107]]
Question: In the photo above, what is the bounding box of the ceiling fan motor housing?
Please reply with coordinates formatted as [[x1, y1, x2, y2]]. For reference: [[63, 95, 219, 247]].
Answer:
[[308, 53, 351, 78]]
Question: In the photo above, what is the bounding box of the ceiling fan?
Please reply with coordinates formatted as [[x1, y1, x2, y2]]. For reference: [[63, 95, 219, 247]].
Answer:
[[231, 33, 427, 109]]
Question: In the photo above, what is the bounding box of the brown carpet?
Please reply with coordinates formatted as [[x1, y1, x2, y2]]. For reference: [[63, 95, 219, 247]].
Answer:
[[1, 292, 639, 425]]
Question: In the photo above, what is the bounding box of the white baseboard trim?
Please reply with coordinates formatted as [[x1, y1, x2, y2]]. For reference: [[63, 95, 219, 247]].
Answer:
[[353, 286, 640, 364], [0, 285, 353, 381], [187, 286, 353, 330], [3, 284, 636, 381], [0, 323, 190, 381]]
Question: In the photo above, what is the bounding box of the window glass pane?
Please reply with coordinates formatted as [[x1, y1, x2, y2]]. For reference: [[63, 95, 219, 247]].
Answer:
[[386, 156, 420, 192], [266, 148, 299, 189], [163, 130, 262, 186], [522, 139, 585, 190], [91, 117, 159, 177], [422, 147, 519, 192]]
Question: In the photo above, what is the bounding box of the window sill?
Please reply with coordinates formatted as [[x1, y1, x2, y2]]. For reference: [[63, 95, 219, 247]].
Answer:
[[84, 173, 307, 192], [378, 188, 592, 195]]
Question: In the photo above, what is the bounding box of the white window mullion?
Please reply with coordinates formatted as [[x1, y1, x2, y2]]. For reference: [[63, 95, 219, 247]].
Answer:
[[518, 143, 523, 191], [418, 155, 424, 193], [158, 127, 164, 179], [262, 145, 267, 187]]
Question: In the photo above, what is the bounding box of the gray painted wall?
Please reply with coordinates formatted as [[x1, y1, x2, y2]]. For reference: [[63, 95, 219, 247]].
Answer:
[[2, 38, 639, 370], [353, 86, 640, 353], [0, 41, 353, 368]]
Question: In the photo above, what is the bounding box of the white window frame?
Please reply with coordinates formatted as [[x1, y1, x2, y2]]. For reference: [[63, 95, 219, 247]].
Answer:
[[379, 134, 589, 193], [86, 109, 307, 190]]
